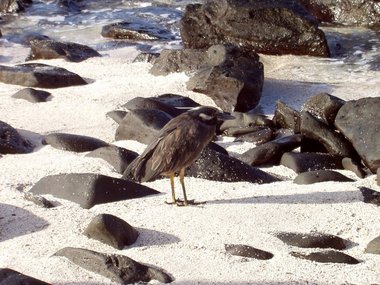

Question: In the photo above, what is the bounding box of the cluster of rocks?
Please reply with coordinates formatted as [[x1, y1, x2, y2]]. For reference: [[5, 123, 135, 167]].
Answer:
[[237, 93, 380, 181], [227, 231, 361, 264]]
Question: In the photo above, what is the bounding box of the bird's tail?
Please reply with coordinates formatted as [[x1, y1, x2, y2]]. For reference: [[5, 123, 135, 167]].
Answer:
[[122, 156, 145, 182]]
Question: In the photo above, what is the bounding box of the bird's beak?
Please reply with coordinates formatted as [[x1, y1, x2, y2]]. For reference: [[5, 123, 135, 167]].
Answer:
[[217, 112, 235, 121]]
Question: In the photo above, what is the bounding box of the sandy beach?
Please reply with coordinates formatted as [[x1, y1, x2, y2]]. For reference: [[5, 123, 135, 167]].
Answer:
[[0, 44, 380, 284]]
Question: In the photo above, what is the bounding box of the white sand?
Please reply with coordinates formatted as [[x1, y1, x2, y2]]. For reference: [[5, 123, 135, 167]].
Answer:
[[0, 46, 379, 285]]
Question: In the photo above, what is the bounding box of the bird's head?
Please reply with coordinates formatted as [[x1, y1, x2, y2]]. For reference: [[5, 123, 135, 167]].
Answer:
[[187, 106, 235, 125]]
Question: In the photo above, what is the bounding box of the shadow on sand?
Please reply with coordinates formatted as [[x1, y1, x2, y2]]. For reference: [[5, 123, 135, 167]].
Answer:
[[208, 189, 360, 205], [0, 203, 48, 242]]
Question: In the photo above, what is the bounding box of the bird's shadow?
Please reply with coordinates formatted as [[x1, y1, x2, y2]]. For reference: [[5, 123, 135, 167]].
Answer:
[[0, 203, 49, 242], [208, 189, 360, 205]]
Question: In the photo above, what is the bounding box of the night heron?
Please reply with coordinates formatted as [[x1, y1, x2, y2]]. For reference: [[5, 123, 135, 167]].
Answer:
[[126, 106, 234, 206]]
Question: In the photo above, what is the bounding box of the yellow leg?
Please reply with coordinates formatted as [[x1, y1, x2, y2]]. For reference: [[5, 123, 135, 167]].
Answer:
[[179, 168, 188, 206], [169, 173, 176, 204]]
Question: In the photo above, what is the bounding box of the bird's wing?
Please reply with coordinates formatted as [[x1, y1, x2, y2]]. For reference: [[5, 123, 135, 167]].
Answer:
[[126, 117, 183, 182]]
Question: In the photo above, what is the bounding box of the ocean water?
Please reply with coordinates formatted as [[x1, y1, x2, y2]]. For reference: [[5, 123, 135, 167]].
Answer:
[[0, 0, 379, 111]]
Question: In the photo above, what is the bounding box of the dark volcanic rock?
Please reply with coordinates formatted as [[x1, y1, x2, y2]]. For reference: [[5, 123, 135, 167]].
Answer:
[[280, 152, 343, 173], [43, 133, 109, 152], [293, 170, 354, 185], [155, 93, 200, 108], [26, 39, 101, 62], [300, 111, 354, 157], [207, 142, 229, 156], [366, 235, 380, 255], [86, 145, 138, 174], [0, 268, 51, 285], [272, 101, 301, 133], [180, 0, 330, 57], [299, 0, 380, 27], [225, 244, 273, 260], [29, 173, 160, 209], [335, 97, 380, 173], [101, 21, 173, 41], [290, 250, 360, 264], [0, 120, 33, 154], [0, 63, 87, 88], [233, 127, 274, 145], [106, 110, 128, 124], [274, 232, 349, 250], [12, 87, 51, 103], [186, 147, 279, 183], [149, 48, 208, 76], [186, 45, 264, 112], [55, 247, 173, 283], [359, 187, 380, 207], [240, 134, 303, 166], [115, 109, 172, 144], [298, 0, 334, 23], [123, 97, 184, 117], [301, 92, 345, 126], [84, 213, 139, 249], [224, 125, 269, 137], [342, 157, 367, 178]]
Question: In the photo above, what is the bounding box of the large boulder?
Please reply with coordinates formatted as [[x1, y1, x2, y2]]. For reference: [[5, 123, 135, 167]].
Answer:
[[180, 0, 330, 57], [299, 0, 380, 27], [150, 44, 264, 112], [0, 63, 87, 88], [29, 173, 160, 209], [186, 45, 264, 112], [335, 97, 380, 173]]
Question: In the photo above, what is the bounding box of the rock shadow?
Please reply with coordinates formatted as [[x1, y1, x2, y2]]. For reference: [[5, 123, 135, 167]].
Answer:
[[131, 227, 181, 248], [0, 203, 48, 242], [209, 190, 359, 205]]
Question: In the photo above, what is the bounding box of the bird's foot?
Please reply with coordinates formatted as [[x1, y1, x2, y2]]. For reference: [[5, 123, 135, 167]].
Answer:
[[165, 199, 206, 207]]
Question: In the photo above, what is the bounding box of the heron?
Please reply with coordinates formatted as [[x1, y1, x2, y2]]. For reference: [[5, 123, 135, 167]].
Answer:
[[125, 106, 234, 206]]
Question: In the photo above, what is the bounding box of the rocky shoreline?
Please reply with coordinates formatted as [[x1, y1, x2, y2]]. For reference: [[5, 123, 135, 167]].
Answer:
[[1, 0, 380, 284]]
